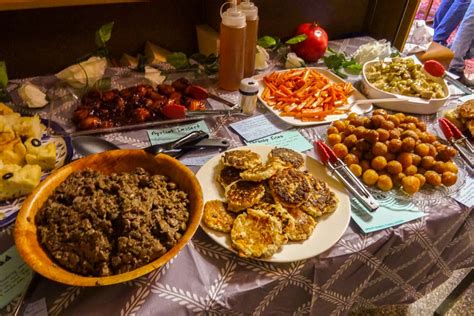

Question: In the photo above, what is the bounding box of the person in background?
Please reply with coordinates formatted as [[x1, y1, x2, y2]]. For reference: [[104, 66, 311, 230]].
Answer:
[[448, 1, 474, 86], [433, 0, 471, 46]]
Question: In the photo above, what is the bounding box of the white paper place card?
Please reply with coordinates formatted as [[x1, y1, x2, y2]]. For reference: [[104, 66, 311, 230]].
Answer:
[[245, 130, 313, 152], [453, 176, 474, 208], [229, 114, 292, 142], [147, 120, 210, 145]]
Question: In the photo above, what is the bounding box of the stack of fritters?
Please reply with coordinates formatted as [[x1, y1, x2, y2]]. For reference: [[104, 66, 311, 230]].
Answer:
[[203, 148, 339, 259]]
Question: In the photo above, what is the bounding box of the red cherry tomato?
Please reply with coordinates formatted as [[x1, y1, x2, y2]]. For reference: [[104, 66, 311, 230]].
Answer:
[[424, 60, 445, 77], [291, 23, 329, 62]]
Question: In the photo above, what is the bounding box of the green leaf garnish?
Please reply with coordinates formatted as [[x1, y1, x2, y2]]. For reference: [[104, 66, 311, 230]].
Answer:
[[344, 63, 362, 75], [258, 36, 277, 48], [167, 52, 190, 69], [324, 48, 362, 78], [0, 61, 8, 88], [94, 77, 112, 91], [95, 22, 114, 48], [285, 34, 308, 45]]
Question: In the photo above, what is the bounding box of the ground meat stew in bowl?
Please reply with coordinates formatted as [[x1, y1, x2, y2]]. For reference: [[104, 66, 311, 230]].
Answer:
[[35, 168, 190, 277]]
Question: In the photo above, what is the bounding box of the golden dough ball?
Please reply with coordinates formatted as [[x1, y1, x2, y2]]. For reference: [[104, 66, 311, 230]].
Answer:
[[406, 122, 417, 131], [349, 164, 363, 177], [401, 137, 416, 152], [352, 117, 365, 127], [364, 129, 380, 144], [405, 165, 418, 176], [343, 134, 358, 149], [412, 154, 421, 166], [402, 176, 421, 194], [373, 109, 388, 117], [328, 133, 342, 146], [327, 126, 339, 135], [344, 153, 359, 166], [377, 174, 393, 191], [377, 128, 390, 142], [426, 133, 437, 144], [397, 152, 413, 169], [416, 121, 427, 131], [404, 115, 418, 123], [356, 139, 371, 152], [392, 172, 406, 186], [395, 112, 406, 122], [364, 151, 375, 161], [389, 129, 401, 140], [363, 169, 379, 186], [362, 117, 371, 128], [432, 161, 445, 174], [371, 156, 387, 171], [343, 125, 356, 137], [333, 143, 349, 158], [442, 172, 457, 186], [437, 146, 457, 162], [347, 112, 359, 121], [415, 143, 430, 157], [401, 130, 419, 140], [371, 114, 385, 128], [360, 160, 371, 171], [388, 139, 403, 153], [354, 126, 366, 138], [444, 161, 458, 174], [385, 152, 396, 161], [414, 174, 426, 187], [420, 156, 435, 169], [350, 148, 363, 160], [427, 144, 437, 157], [333, 120, 346, 133], [380, 120, 395, 130], [387, 115, 400, 126], [425, 170, 442, 186], [372, 141, 388, 156], [419, 132, 430, 143], [386, 160, 403, 174]]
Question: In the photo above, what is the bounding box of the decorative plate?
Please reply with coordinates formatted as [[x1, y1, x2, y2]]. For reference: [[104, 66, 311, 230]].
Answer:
[[0, 119, 73, 228], [195, 145, 351, 262]]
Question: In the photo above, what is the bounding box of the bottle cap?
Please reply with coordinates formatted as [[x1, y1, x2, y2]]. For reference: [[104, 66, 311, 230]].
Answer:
[[221, 1, 246, 28], [239, 78, 259, 95], [238, 0, 258, 20]]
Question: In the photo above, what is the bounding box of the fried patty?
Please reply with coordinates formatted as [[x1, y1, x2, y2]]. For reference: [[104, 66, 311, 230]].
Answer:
[[268, 168, 312, 208], [286, 207, 317, 241], [240, 160, 284, 182], [268, 148, 304, 169], [231, 208, 286, 258], [217, 166, 241, 189], [221, 150, 262, 170], [225, 180, 265, 212], [301, 173, 339, 218], [203, 200, 235, 233], [253, 203, 294, 240]]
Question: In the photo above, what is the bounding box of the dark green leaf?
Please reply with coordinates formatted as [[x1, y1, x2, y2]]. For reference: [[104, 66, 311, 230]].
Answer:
[[285, 34, 308, 45], [166, 52, 190, 69], [323, 54, 344, 70], [327, 47, 338, 55], [93, 77, 112, 91], [344, 63, 362, 75], [258, 36, 277, 48], [95, 22, 114, 48], [390, 51, 401, 58], [0, 61, 8, 88]]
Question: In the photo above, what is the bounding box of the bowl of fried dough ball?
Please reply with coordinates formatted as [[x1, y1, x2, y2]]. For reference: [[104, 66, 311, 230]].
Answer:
[[326, 109, 461, 196]]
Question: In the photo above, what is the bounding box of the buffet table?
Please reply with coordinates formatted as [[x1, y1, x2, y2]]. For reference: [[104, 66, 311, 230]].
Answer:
[[1, 36, 473, 316]]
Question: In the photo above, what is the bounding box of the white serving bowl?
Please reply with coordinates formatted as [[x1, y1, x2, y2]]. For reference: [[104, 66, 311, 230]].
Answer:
[[361, 58, 450, 114]]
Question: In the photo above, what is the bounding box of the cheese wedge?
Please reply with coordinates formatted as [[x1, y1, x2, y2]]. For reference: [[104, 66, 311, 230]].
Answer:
[[196, 24, 220, 56], [145, 41, 171, 64], [18, 83, 48, 109], [120, 53, 138, 68], [25, 138, 56, 170], [0, 164, 41, 201]]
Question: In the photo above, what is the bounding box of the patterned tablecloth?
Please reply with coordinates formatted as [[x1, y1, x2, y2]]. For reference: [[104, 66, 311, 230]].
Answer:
[[1, 37, 473, 316]]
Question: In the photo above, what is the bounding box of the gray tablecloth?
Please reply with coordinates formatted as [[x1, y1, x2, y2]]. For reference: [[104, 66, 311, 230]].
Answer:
[[1, 37, 473, 316]]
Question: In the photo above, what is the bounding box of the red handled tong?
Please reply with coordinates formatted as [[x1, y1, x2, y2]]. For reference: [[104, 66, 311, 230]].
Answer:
[[315, 140, 379, 212], [438, 118, 474, 169]]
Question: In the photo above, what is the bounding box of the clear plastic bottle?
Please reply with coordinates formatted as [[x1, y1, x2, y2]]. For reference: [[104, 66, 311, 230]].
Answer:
[[218, 1, 246, 91], [238, 0, 259, 78]]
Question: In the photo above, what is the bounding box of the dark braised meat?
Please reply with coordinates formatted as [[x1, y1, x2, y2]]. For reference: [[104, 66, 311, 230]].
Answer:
[[73, 78, 206, 130]]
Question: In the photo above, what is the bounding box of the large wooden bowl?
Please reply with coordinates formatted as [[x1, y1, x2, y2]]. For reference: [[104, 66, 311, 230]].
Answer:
[[14, 150, 203, 286]]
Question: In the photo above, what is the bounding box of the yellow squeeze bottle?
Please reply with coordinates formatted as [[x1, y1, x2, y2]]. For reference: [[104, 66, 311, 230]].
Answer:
[[218, 0, 246, 91]]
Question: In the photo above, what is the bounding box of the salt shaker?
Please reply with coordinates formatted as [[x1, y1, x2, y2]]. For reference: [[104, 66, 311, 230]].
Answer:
[[239, 78, 259, 115]]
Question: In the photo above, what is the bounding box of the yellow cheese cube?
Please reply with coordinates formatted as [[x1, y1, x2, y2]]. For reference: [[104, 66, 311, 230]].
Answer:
[[12, 115, 44, 139], [196, 24, 220, 56], [145, 41, 171, 64], [25, 138, 56, 170], [0, 139, 26, 166], [0, 164, 41, 201]]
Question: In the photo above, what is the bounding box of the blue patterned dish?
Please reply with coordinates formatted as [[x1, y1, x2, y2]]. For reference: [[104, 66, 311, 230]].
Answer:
[[0, 119, 73, 228]]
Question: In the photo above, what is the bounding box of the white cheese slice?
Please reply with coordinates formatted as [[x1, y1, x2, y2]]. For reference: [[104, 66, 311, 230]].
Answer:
[[18, 83, 48, 108]]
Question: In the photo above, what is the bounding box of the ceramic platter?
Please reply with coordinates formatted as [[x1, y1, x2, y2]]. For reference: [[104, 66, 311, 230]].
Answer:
[[254, 67, 372, 127], [195, 145, 351, 262], [0, 119, 73, 228]]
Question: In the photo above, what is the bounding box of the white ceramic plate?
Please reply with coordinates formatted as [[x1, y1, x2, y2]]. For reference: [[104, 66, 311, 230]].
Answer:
[[254, 68, 371, 127], [195, 145, 351, 262]]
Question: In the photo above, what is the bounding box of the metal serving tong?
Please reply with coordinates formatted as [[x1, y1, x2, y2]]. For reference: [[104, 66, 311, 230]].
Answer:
[[315, 140, 379, 212], [438, 118, 474, 169]]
